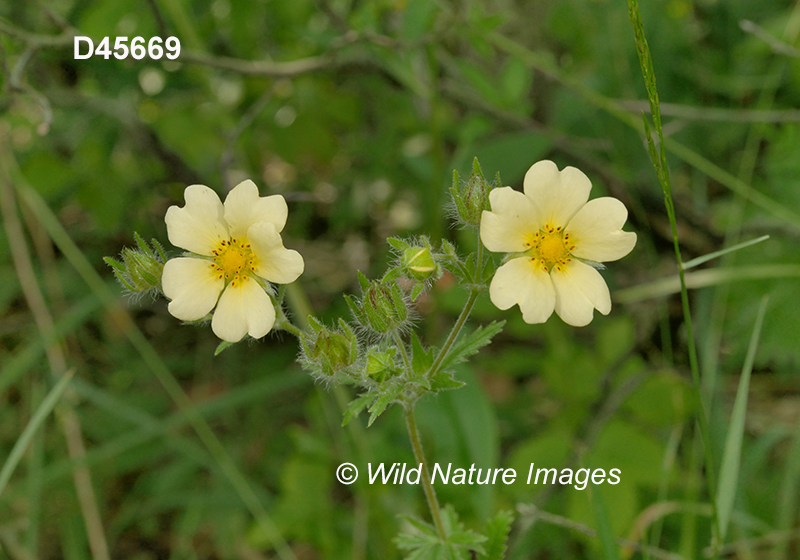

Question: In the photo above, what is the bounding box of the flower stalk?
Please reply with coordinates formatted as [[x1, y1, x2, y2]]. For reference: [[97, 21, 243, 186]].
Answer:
[[404, 404, 447, 541]]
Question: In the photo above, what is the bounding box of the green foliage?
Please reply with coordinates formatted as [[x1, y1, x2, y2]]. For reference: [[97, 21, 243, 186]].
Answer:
[[2, 0, 799, 557], [479, 509, 514, 560], [395, 505, 487, 560]]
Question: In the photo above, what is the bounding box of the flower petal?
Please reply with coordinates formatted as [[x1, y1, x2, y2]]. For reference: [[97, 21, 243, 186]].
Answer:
[[490, 257, 556, 324], [550, 260, 611, 327], [523, 160, 591, 229], [162, 257, 224, 321], [480, 187, 539, 253], [211, 277, 276, 342], [165, 185, 229, 255], [247, 221, 305, 284], [223, 179, 289, 240], [565, 197, 637, 262]]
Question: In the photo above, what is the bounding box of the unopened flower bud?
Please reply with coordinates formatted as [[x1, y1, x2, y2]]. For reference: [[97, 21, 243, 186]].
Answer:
[[313, 331, 356, 375], [366, 348, 398, 382], [105, 234, 166, 293], [123, 248, 163, 290], [451, 157, 492, 226], [300, 318, 360, 380], [402, 246, 437, 281], [347, 273, 409, 335]]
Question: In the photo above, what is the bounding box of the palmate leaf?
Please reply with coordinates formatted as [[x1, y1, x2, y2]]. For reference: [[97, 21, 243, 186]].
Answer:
[[439, 321, 506, 372], [396, 505, 487, 560]]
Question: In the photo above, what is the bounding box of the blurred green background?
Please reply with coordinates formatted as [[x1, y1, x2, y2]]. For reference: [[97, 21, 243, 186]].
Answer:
[[1, 0, 800, 558]]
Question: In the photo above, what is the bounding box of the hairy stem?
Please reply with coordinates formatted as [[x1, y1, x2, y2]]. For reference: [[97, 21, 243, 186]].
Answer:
[[404, 405, 446, 540], [393, 331, 412, 372]]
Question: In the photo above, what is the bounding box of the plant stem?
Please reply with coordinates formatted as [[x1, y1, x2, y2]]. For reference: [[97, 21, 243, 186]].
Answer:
[[404, 405, 446, 541], [426, 230, 485, 379], [275, 313, 303, 338], [426, 289, 479, 379], [393, 331, 412, 372]]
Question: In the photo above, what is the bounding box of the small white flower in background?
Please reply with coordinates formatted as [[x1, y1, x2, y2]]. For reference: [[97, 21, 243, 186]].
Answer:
[[162, 180, 304, 342], [480, 160, 636, 327]]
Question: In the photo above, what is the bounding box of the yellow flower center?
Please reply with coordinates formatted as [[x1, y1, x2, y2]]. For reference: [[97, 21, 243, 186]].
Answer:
[[210, 238, 256, 287], [538, 235, 568, 263], [524, 225, 576, 272]]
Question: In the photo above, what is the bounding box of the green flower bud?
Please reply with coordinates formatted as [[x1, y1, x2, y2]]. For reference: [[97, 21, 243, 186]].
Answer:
[[402, 246, 437, 281], [366, 348, 398, 382], [450, 157, 492, 227], [122, 248, 164, 291], [105, 233, 166, 293], [299, 318, 360, 381], [313, 331, 356, 374], [348, 273, 409, 335]]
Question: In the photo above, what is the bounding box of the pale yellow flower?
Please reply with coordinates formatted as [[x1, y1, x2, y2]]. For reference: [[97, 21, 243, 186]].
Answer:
[[162, 180, 304, 342], [480, 160, 636, 327]]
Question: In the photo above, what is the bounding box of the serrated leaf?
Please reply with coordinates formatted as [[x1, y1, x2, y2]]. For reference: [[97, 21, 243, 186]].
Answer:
[[398, 515, 439, 539], [367, 383, 404, 427], [214, 341, 234, 356], [429, 371, 465, 392], [342, 393, 375, 426], [442, 504, 487, 554], [411, 332, 434, 376], [480, 510, 513, 560], [439, 320, 506, 372]]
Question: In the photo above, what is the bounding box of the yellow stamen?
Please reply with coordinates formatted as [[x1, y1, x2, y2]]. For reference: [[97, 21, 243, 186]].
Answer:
[[213, 237, 256, 281]]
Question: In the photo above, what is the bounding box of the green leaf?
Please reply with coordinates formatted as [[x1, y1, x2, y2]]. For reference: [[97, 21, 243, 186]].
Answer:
[[382, 267, 405, 283], [342, 393, 375, 426], [410, 281, 426, 301], [367, 383, 403, 427], [439, 321, 506, 372], [480, 510, 513, 560], [214, 341, 234, 356], [357, 270, 370, 291], [388, 237, 412, 252], [133, 231, 154, 258], [591, 486, 620, 560], [103, 256, 126, 272], [716, 296, 769, 541], [396, 506, 486, 559], [411, 332, 434, 377], [151, 238, 167, 262], [441, 504, 487, 554], [429, 371, 465, 392]]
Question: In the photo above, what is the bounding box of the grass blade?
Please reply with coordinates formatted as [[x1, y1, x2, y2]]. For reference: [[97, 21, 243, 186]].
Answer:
[[682, 236, 770, 270], [0, 370, 74, 499], [592, 487, 621, 560], [716, 296, 769, 542]]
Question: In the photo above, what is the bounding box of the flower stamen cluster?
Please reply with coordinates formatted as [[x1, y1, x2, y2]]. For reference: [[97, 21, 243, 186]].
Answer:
[[210, 238, 256, 287]]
